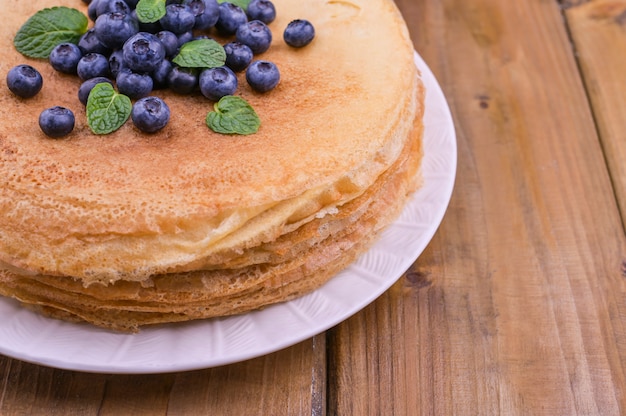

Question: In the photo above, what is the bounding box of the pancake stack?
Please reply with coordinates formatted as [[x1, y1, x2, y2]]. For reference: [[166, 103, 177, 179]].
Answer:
[[0, 0, 424, 331]]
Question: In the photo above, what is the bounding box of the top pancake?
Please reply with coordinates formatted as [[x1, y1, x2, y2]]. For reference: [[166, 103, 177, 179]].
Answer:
[[0, 0, 420, 283]]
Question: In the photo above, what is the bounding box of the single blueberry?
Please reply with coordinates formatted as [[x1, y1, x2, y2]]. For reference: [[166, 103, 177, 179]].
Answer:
[[151, 59, 173, 89], [78, 77, 113, 105], [236, 20, 272, 54], [246, 60, 279, 92], [108, 49, 127, 78], [167, 66, 198, 94], [77, 53, 111, 80], [88, 0, 101, 21], [215, 3, 248, 36], [123, 32, 166, 73], [6, 65, 43, 98], [116, 69, 154, 99], [49, 43, 83, 74], [78, 28, 111, 55], [224, 41, 253, 72], [160, 4, 196, 34], [156, 31, 180, 58], [96, 0, 131, 17], [177, 30, 194, 47], [132, 96, 171, 133], [183, 0, 219, 30], [199, 66, 238, 101], [94, 12, 139, 49], [246, 0, 276, 24], [39, 106, 75, 138], [283, 19, 315, 48]]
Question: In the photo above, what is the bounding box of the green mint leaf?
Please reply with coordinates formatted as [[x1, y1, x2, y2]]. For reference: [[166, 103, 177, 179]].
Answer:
[[206, 96, 260, 135], [14, 7, 88, 59], [135, 0, 167, 23], [86, 83, 132, 135], [172, 39, 226, 68], [217, 0, 251, 10]]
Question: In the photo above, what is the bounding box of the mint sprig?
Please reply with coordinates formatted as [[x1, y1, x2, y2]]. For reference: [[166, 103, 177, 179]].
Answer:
[[14, 7, 88, 59], [135, 0, 167, 23], [86, 83, 132, 135], [207, 96, 260, 135], [217, 0, 251, 10], [172, 39, 226, 68]]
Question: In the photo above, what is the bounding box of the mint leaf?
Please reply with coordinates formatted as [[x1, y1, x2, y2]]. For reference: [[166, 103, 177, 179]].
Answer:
[[217, 0, 251, 10], [136, 0, 167, 23], [86, 83, 131, 135], [14, 7, 88, 59], [207, 96, 260, 135], [173, 39, 226, 68]]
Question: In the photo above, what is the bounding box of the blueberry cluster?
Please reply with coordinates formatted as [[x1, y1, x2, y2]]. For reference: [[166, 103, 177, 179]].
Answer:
[[7, 0, 316, 137]]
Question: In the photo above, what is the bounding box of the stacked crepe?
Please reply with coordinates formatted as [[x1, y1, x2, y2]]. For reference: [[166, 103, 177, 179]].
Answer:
[[0, 0, 424, 331]]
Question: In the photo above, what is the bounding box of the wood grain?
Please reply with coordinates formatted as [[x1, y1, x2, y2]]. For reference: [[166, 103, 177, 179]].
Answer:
[[0, 336, 325, 415], [328, 0, 626, 414], [566, 0, 626, 221]]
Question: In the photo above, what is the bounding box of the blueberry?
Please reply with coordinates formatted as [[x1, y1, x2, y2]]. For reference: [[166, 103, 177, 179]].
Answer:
[[155, 31, 179, 59], [167, 66, 198, 94], [116, 69, 153, 99], [123, 32, 166, 73], [123, 0, 140, 8], [160, 4, 196, 34], [177, 30, 194, 47], [236, 20, 272, 54], [215, 3, 248, 36], [88, 0, 100, 21], [132, 96, 170, 133], [78, 28, 111, 55], [283, 20, 315, 48], [224, 41, 253, 72], [183, 0, 219, 30], [6, 65, 43, 98], [108, 49, 127, 78], [151, 58, 173, 89], [246, 0, 276, 24], [77, 53, 110, 80], [96, 0, 131, 17], [246, 60, 279, 92], [49, 43, 83, 74], [199, 66, 238, 101], [39, 106, 75, 138], [94, 12, 139, 49], [78, 77, 113, 105]]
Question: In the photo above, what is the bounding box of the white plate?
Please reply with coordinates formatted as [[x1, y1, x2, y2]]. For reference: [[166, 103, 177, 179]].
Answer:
[[0, 53, 456, 374]]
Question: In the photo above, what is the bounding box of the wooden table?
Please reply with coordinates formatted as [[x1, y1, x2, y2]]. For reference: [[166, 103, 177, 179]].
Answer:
[[2, 0, 626, 414]]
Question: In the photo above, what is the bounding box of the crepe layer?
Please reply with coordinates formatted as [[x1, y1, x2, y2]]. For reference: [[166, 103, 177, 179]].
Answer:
[[0, 0, 424, 330]]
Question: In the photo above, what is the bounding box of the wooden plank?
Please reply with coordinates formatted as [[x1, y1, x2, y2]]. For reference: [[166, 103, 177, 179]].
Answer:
[[328, 0, 626, 414], [0, 336, 324, 415], [566, 0, 626, 221], [166, 336, 326, 415]]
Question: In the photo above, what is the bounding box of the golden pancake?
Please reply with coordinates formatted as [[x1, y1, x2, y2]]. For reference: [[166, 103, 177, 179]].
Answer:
[[0, 119, 422, 331], [0, 0, 424, 330]]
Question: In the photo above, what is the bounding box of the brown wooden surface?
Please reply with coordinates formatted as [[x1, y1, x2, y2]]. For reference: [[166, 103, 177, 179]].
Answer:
[[2, 0, 626, 415]]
